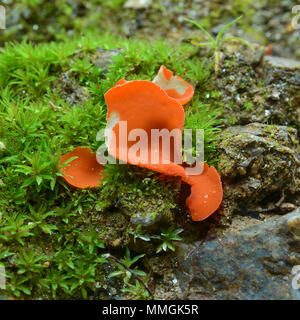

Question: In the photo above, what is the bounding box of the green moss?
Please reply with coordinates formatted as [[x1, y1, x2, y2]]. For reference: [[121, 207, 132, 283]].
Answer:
[[229, 115, 238, 125], [95, 164, 177, 225], [0, 0, 128, 43], [244, 100, 254, 111]]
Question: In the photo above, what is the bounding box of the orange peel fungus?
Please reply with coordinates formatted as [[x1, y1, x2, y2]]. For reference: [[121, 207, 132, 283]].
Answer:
[[153, 65, 194, 105], [60, 65, 223, 221], [59, 147, 104, 189]]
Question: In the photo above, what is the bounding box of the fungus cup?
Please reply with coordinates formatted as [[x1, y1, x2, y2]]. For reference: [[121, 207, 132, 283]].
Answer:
[[182, 163, 223, 221], [153, 65, 194, 105], [59, 147, 104, 188], [105, 79, 186, 177], [60, 65, 223, 221]]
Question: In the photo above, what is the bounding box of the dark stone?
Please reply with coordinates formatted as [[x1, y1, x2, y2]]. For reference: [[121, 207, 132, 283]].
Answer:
[[175, 208, 300, 300], [215, 44, 300, 128]]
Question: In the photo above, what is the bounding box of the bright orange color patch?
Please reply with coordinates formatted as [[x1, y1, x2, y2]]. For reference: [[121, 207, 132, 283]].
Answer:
[[59, 147, 104, 188], [182, 164, 223, 221], [114, 78, 127, 86], [105, 80, 186, 178], [153, 65, 194, 105]]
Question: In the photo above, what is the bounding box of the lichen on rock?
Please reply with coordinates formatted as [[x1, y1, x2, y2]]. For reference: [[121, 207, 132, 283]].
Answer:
[[218, 123, 300, 215], [212, 43, 300, 129]]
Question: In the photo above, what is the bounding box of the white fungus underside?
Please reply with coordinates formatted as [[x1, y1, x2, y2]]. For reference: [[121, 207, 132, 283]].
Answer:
[[153, 69, 188, 95]]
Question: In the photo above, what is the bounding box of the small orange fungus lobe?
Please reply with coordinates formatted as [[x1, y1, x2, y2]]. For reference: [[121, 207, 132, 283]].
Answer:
[[59, 147, 104, 188], [152, 65, 194, 105], [182, 163, 223, 221]]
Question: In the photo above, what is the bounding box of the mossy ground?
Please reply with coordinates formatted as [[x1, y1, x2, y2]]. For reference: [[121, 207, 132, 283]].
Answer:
[[0, 33, 222, 299]]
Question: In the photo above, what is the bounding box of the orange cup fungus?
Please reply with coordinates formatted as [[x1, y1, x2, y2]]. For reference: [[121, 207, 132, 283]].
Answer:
[[182, 163, 223, 221], [153, 65, 194, 105], [59, 147, 104, 189], [105, 80, 186, 178], [60, 65, 223, 221]]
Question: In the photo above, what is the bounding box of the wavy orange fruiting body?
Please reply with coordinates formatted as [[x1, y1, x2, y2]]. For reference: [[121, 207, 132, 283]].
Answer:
[[153, 65, 194, 105], [182, 164, 223, 221], [59, 147, 104, 188], [105, 80, 186, 177], [105, 66, 222, 221]]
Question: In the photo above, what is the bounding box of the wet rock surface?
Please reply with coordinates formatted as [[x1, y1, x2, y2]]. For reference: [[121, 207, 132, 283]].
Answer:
[[174, 207, 300, 300], [263, 55, 300, 127], [218, 123, 300, 214], [215, 44, 300, 128], [265, 56, 300, 69]]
